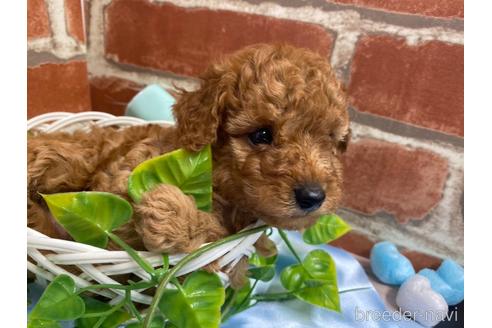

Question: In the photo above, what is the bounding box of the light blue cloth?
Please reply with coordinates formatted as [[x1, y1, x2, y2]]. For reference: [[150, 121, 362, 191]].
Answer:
[[222, 231, 423, 328]]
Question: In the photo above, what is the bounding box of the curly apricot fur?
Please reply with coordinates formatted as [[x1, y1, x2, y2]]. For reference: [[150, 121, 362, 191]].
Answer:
[[27, 44, 350, 256]]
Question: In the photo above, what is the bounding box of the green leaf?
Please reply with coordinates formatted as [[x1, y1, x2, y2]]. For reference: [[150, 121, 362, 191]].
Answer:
[[125, 316, 165, 328], [302, 214, 351, 245], [249, 253, 277, 267], [42, 192, 133, 248], [128, 145, 212, 212], [280, 250, 340, 311], [248, 253, 277, 282], [158, 271, 225, 328], [221, 281, 255, 321], [153, 254, 171, 281], [125, 317, 166, 328], [125, 317, 164, 328], [164, 321, 178, 328], [75, 297, 131, 328], [233, 281, 253, 310], [248, 266, 275, 282], [27, 319, 61, 328], [29, 275, 85, 322]]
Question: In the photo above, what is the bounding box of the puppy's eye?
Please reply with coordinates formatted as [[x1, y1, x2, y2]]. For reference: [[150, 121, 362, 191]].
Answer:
[[248, 128, 273, 145]]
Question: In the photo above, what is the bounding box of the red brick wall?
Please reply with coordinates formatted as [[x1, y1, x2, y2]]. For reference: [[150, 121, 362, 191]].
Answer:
[[27, 0, 90, 118], [327, 0, 464, 19], [28, 0, 464, 265]]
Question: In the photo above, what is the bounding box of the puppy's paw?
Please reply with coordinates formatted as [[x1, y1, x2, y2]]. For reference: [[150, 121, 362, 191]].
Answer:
[[134, 184, 205, 253], [254, 233, 277, 258], [202, 260, 221, 273], [228, 256, 250, 290]]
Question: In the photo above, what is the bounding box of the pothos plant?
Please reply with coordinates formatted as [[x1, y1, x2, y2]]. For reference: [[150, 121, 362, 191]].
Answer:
[[28, 145, 352, 328]]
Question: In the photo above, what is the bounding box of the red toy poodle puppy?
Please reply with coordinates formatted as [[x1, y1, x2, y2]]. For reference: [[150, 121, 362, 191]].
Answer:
[[28, 43, 350, 282]]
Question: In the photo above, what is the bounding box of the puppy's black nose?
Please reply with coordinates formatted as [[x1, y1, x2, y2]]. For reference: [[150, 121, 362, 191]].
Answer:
[[294, 184, 325, 212]]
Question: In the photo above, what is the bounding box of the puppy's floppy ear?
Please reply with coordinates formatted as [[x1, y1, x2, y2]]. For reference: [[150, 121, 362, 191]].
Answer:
[[337, 128, 351, 153], [173, 66, 234, 152]]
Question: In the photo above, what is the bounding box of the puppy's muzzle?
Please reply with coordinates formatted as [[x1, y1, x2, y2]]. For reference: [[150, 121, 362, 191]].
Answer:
[[294, 184, 325, 212]]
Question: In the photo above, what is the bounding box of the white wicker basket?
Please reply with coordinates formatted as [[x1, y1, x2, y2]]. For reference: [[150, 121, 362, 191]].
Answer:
[[27, 111, 264, 304]]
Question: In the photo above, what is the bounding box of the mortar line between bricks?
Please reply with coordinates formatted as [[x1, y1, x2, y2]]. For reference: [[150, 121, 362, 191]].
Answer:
[[330, 30, 360, 79], [348, 108, 464, 148], [88, 63, 199, 92], [104, 57, 200, 86], [30, 0, 86, 59], [80, 0, 88, 46], [245, 0, 463, 31], [152, 0, 463, 46], [46, 0, 70, 43], [27, 50, 87, 67], [350, 121, 463, 164], [28, 37, 86, 59]]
